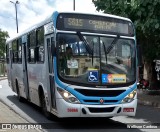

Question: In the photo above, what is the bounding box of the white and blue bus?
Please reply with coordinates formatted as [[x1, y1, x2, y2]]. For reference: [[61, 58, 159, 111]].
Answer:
[[6, 11, 137, 118]]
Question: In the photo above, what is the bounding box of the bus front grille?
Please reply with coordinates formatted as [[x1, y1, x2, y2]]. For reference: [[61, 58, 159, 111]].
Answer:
[[75, 89, 125, 97], [83, 100, 118, 104]]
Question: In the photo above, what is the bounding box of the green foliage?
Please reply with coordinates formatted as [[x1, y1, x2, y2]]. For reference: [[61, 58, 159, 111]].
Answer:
[[93, 0, 160, 62], [0, 29, 9, 57]]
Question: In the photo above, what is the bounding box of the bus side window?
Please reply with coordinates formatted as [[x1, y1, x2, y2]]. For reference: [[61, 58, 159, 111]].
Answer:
[[29, 48, 35, 62], [28, 31, 36, 63], [12, 39, 18, 63], [18, 38, 22, 63], [37, 26, 44, 63]]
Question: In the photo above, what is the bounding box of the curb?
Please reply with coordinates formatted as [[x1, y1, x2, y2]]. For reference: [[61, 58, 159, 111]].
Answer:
[[138, 99, 160, 108], [0, 99, 42, 132], [0, 77, 7, 81], [0, 99, 29, 123]]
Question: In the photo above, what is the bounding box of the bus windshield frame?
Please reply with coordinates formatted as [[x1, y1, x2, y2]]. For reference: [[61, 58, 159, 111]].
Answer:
[[56, 32, 136, 88]]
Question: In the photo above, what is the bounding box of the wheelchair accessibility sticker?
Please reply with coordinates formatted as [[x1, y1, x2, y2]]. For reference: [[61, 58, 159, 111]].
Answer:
[[88, 71, 99, 82]]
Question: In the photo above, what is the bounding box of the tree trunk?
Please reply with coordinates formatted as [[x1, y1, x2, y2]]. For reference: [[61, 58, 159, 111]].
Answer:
[[143, 61, 152, 81], [3, 63, 5, 76]]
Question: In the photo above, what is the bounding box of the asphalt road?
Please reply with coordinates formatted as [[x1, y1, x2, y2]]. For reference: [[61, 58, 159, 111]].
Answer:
[[0, 79, 160, 132]]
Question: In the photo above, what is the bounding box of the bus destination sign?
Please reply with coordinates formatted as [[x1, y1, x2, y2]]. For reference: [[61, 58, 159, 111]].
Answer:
[[57, 13, 134, 36], [65, 18, 118, 32]]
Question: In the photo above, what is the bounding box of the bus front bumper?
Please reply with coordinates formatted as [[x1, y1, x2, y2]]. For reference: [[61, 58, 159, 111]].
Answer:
[[55, 98, 137, 118]]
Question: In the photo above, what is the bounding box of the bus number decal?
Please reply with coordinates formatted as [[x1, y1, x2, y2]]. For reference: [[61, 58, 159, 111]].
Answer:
[[68, 18, 83, 27]]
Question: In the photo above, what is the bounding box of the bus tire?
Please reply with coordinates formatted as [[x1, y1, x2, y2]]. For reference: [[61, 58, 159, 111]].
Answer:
[[16, 80, 24, 102], [41, 92, 52, 120]]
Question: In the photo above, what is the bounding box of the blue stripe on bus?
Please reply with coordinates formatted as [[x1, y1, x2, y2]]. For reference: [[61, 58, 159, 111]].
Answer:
[[52, 11, 59, 27], [53, 57, 137, 105]]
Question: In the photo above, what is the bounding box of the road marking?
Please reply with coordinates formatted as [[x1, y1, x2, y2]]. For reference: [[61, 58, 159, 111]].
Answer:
[[0, 85, 2, 89]]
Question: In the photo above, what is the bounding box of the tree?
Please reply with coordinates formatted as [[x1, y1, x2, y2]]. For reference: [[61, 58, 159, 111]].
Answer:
[[0, 29, 9, 76], [0, 29, 9, 57], [93, 0, 160, 60], [93, 0, 160, 88]]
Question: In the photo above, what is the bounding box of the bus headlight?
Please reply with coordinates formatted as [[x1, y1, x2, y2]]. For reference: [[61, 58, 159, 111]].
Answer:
[[57, 87, 80, 104], [121, 90, 137, 103]]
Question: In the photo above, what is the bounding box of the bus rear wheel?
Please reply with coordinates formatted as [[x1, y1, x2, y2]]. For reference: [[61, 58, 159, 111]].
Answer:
[[16, 81, 24, 102], [41, 93, 52, 120]]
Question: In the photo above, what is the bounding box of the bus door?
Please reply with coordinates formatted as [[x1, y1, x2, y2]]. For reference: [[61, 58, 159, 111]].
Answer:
[[22, 43, 30, 100], [46, 35, 56, 109]]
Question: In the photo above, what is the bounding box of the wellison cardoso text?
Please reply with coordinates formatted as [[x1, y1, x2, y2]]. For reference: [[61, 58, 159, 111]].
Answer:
[[127, 124, 158, 129]]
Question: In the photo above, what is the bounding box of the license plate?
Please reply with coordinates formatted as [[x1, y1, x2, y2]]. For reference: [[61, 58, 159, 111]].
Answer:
[[123, 108, 134, 112]]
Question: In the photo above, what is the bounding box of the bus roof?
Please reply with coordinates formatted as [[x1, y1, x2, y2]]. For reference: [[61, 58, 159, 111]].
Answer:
[[6, 11, 132, 43]]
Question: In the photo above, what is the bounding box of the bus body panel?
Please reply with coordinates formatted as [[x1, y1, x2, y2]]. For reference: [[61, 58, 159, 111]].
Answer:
[[11, 63, 27, 98], [54, 77, 137, 117], [55, 98, 137, 117]]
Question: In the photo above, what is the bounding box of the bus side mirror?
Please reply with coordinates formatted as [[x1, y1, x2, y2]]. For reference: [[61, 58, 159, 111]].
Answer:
[[137, 45, 142, 67]]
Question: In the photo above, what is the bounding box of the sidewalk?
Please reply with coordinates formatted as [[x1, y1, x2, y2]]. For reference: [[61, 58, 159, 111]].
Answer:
[[0, 77, 28, 124], [0, 101, 29, 132], [0, 76, 7, 81], [0, 101, 41, 132], [0, 101, 28, 123], [0, 78, 40, 132], [138, 89, 160, 108]]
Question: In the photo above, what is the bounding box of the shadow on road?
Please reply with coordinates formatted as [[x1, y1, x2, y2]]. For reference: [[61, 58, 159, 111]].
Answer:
[[7, 95, 141, 131], [126, 104, 160, 123]]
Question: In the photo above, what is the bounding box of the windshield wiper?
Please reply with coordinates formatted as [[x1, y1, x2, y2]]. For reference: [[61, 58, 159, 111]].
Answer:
[[91, 41, 94, 66], [106, 35, 120, 54], [77, 31, 94, 66], [77, 31, 93, 55], [103, 42, 107, 64]]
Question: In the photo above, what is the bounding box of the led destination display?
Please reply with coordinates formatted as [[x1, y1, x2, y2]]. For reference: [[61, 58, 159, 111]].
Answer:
[[57, 13, 134, 36]]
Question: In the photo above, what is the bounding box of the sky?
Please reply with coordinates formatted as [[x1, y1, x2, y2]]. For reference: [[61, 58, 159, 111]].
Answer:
[[0, 0, 97, 38]]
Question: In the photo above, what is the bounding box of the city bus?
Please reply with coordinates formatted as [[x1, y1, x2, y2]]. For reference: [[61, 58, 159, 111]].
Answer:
[[6, 11, 137, 118]]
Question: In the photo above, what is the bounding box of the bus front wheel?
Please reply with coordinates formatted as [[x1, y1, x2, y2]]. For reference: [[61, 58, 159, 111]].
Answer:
[[41, 92, 52, 120]]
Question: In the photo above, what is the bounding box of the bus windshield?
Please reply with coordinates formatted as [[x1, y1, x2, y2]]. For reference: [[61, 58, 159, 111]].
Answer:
[[57, 33, 136, 86]]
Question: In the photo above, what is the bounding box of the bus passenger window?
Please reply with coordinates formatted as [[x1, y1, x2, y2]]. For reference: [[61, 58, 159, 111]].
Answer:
[[37, 26, 44, 63], [18, 38, 22, 63], [28, 31, 36, 63], [38, 46, 44, 62], [29, 48, 35, 62], [12, 40, 18, 63]]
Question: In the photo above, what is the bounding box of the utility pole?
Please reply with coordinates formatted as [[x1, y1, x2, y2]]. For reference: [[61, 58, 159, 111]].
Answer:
[[73, 0, 75, 11], [10, 1, 19, 33]]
